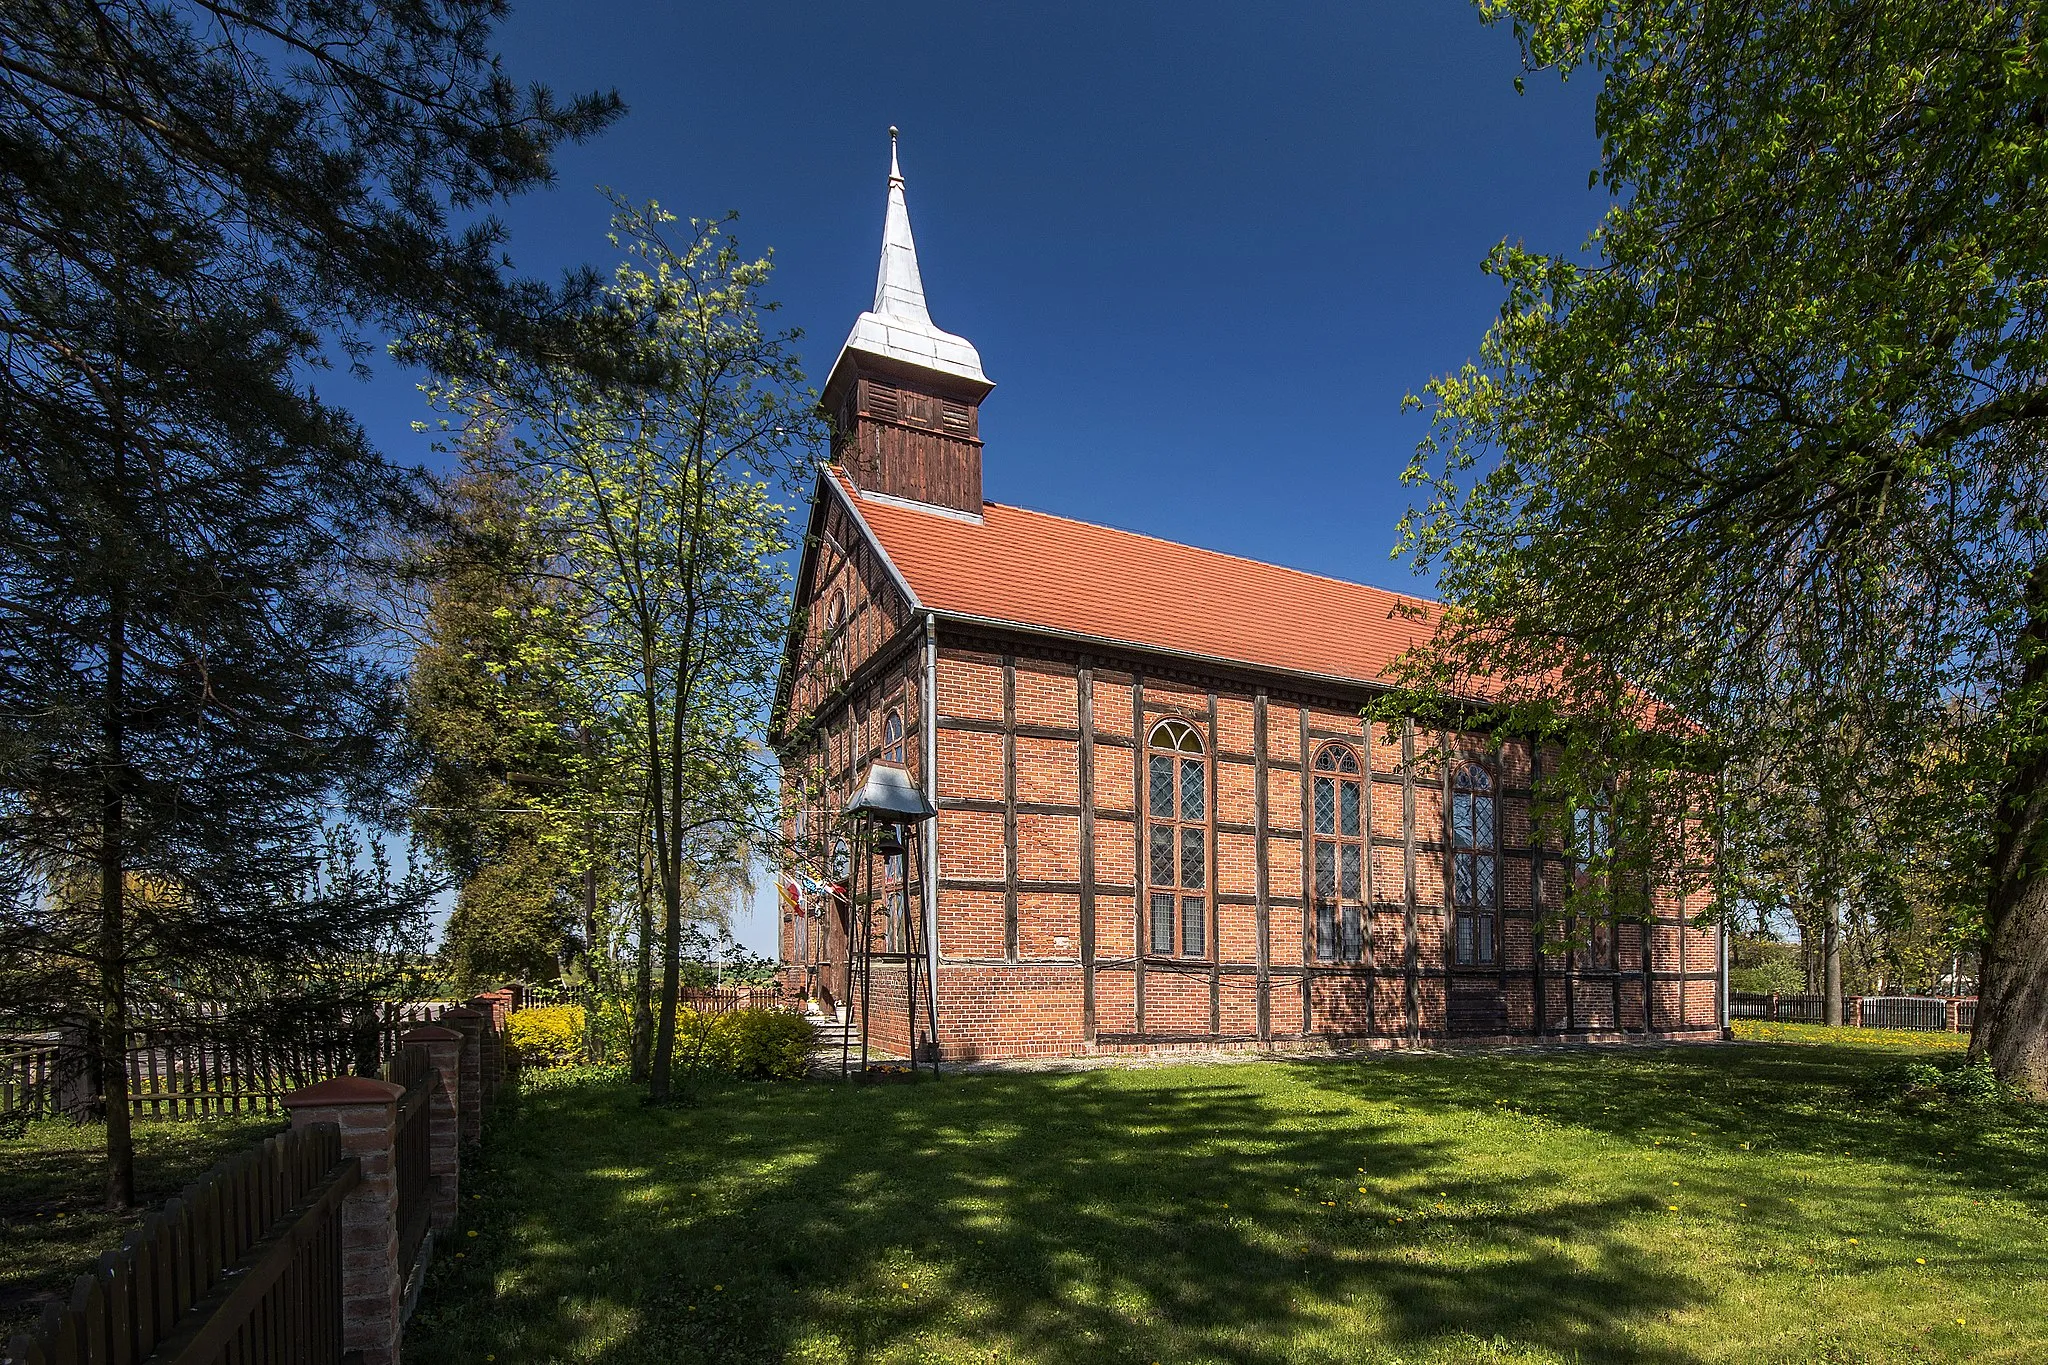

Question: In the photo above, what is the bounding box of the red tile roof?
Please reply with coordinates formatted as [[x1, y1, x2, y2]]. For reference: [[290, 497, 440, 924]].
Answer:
[[832, 472, 1443, 689]]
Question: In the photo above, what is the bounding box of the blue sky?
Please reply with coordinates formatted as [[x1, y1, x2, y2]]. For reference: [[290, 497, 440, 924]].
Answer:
[[354, 2, 1607, 954]]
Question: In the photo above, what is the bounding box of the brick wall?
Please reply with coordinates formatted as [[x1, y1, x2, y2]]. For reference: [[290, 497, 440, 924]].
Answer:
[[780, 591, 1722, 1061]]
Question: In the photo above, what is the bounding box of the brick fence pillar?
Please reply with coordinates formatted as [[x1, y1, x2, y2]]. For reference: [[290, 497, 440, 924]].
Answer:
[[283, 1076, 404, 1365], [440, 1007, 485, 1147], [400, 1025, 463, 1230], [1847, 996, 1862, 1028], [466, 996, 504, 1098]]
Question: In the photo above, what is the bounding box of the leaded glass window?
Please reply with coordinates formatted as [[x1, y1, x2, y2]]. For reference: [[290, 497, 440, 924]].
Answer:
[[1144, 718, 1208, 959], [1450, 760, 1498, 967], [1311, 743, 1366, 965]]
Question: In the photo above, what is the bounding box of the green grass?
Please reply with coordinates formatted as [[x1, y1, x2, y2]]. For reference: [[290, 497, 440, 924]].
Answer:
[[407, 1041, 2046, 1365], [0, 1112, 285, 1336], [1731, 1020, 1971, 1050]]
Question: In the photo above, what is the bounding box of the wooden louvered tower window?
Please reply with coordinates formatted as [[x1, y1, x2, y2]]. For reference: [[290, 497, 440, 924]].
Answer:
[[1311, 743, 1366, 963], [1145, 718, 1208, 958], [865, 379, 900, 421], [1450, 760, 1498, 966]]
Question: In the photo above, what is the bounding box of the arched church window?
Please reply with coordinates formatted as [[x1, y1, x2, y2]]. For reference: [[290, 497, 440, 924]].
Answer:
[[1312, 743, 1366, 964], [1450, 760, 1498, 967], [1146, 718, 1208, 958], [882, 711, 905, 766]]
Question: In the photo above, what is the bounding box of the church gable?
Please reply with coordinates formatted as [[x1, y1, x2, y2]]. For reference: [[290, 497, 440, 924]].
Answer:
[[779, 479, 918, 732]]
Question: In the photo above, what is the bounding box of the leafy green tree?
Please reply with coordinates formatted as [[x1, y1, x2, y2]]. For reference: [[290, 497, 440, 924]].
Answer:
[[1398, 1, 2048, 1091], [402, 451, 592, 984], [426, 200, 819, 1099], [0, 0, 618, 1204]]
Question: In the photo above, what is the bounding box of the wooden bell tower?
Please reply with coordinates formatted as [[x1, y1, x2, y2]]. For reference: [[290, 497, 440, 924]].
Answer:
[[822, 129, 994, 518]]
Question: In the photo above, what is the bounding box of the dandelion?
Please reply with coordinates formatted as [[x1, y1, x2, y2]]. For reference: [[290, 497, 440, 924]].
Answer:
[[714, 1285, 723, 1292], [1916, 1259, 1927, 1265], [1957, 1318, 1966, 1326], [1847, 1238, 1859, 1245], [467, 1230, 478, 1238], [1667, 1205, 1679, 1212], [901, 1282, 911, 1289], [1358, 1187, 1368, 1193]]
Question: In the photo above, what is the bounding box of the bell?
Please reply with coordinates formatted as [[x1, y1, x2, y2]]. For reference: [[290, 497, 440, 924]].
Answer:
[[872, 824, 906, 858], [843, 761, 936, 823]]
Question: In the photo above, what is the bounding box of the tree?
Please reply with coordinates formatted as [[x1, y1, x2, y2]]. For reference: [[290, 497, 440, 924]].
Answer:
[[1398, 1, 2048, 1091], [403, 451, 592, 985], [0, 0, 619, 1204], [426, 200, 818, 1100]]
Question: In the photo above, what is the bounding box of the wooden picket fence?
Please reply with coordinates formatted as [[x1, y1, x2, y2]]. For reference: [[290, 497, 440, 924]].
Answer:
[[1, 1036, 64, 1123], [379, 1045, 436, 1289], [0, 1002, 455, 1124], [678, 985, 783, 1014], [3, 1122, 360, 1365]]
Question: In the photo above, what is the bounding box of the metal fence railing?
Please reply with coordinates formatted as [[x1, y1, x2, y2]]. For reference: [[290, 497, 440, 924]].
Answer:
[[1731, 992, 1976, 1032]]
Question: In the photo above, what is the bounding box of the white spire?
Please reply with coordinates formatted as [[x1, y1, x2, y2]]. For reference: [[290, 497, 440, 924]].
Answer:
[[873, 126, 931, 323], [834, 127, 990, 388]]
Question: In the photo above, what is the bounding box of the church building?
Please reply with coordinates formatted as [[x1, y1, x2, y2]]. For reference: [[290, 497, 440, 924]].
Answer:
[[772, 136, 1725, 1061]]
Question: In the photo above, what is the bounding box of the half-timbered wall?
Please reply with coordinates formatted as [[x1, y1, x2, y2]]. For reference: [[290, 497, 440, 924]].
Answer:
[[783, 492, 916, 725], [919, 627, 1723, 1062]]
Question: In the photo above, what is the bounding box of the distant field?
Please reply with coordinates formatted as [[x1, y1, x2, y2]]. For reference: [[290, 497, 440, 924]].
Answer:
[[406, 1035, 2045, 1364]]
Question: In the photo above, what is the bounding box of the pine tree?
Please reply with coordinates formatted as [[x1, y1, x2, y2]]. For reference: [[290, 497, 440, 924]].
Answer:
[[0, 0, 619, 1205]]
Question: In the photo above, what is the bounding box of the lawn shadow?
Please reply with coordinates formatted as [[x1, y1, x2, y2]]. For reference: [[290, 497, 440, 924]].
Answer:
[[1284, 1043, 2048, 1205], [410, 1066, 1712, 1364]]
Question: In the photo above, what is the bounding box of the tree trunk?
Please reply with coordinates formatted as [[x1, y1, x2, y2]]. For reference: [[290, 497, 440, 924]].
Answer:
[[630, 838, 654, 1082], [1968, 560, 2048, 1098], [649, 845, 684, 1099], [1823, 893, 1843, 1027], [100, 572, 134, 1210]]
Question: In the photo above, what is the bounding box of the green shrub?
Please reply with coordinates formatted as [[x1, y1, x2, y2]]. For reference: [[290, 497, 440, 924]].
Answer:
[[676, 1007, 811, 1080], [1728, 963, 1806, 995], [585, 994, 635, 1065], [507, 1005, 586, 1069], [1866, 1055, 2008, 1110]]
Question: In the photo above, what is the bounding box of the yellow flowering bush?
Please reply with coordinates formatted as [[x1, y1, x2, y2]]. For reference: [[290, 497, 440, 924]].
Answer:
[[676, 1007, 811, 1080], [507, 1005, 586, 1069]]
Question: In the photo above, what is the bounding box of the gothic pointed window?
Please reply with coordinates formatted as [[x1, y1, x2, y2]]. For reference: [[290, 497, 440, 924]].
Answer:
[[882, 711, 905, 766], [1450, 760, 1498, 967], [1312, 743, 1366, 964], [1145, 718, 1207, 958]]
